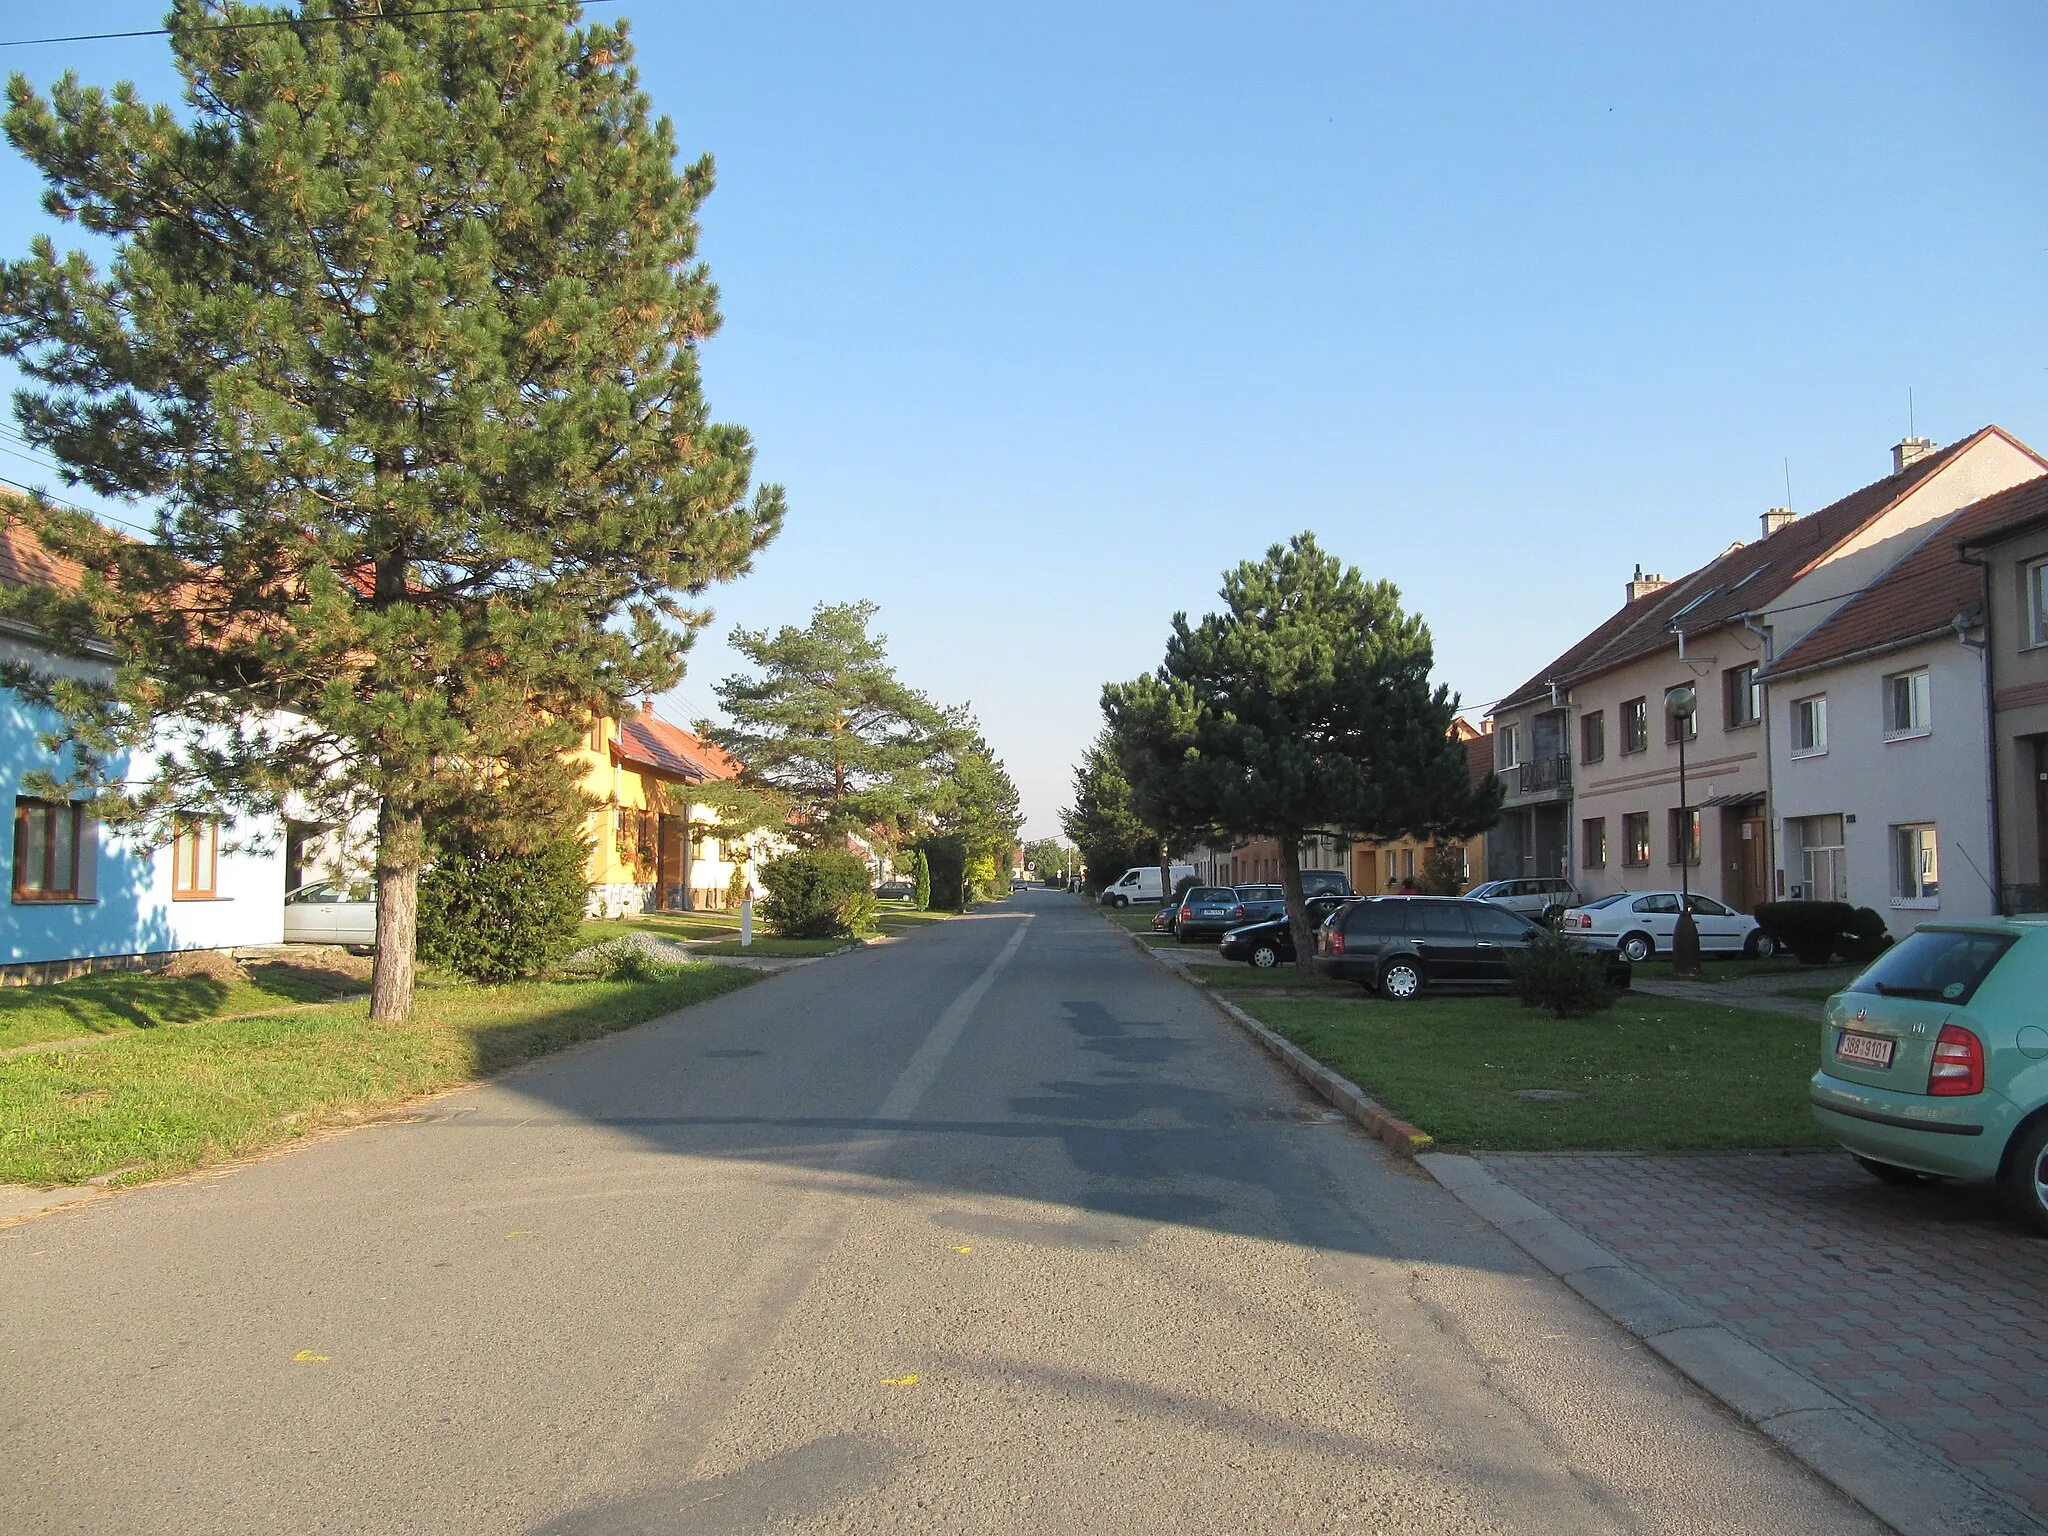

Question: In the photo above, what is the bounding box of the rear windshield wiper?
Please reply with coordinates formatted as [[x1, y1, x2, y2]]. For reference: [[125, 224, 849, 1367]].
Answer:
[[1871, 982, 1945, 1000]]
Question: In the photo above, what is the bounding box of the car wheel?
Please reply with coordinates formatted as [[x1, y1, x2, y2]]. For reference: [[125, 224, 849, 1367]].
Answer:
[[1250, 944, 1279, 969], [1379, 959, 1423, 1001], [1541, 905, 1562, 926], [2000, 1115, 2048, 1237], [1109, 894, 1127, 908], [1619, 932, 1654, 964], [1853, 1154, 1925, 1186], [1745, 930, 1778, 959]]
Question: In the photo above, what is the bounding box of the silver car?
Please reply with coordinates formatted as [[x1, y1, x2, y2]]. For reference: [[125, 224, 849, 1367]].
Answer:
[[1466, 876, 1580, 924], [283, 879, 377, 947]]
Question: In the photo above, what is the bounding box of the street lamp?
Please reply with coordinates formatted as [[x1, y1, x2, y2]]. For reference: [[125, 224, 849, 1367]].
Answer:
[[1665, 683, 1701, 979]]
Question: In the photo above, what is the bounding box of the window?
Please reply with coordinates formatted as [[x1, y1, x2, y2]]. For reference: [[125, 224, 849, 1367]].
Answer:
[[586, 717, 607, 752], [1883, 669, 1930, 740], [1726, 664, 1760, 729], [1581, 711, 1605, 764], [171, 818, 219, 900], [14, 798, 92, 902], [2029, 558, 2048, 648], [1622, 811, 1650, 868], [1470, 906, 1532, 939], [1634, 893, 1680, 914], [1621, 697, 1648, 754], [1891, 823, 1939, 906], [1667, 807, 1700, 866], [1791, 695, 1827, 758], [1665, 691, 1699, 743], [1582, 817, 1607, 868], [1687, 895, 1733, 917], [1498, 724, 1521, 771], [1792, 814, 1846, 902]]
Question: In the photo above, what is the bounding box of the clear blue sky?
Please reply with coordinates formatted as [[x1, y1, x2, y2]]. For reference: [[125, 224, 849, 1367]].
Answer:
[[3, 2, 2045, 839]]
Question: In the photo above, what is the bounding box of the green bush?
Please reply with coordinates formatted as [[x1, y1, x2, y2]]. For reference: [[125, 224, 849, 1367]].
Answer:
[[725, 863, 748, 909], [919, 835, 967, 913], [1508, 927, 1616, 1019], [758, 850, 876, 938], [1754, 901, 1889, 965], [416, 833, 590, 984], [587, 938, 684, 983], [910, 849, 932, 911]]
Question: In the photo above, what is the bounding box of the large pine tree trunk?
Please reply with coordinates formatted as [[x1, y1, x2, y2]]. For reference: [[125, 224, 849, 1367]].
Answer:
[[369, 798, 424, 1022], [1277, 834, 1314, 970]]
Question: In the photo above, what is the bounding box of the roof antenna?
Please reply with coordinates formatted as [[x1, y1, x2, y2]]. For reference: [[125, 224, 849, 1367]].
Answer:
[[1783, 457, 1792, 511], [1909, 387, 1915, 438]]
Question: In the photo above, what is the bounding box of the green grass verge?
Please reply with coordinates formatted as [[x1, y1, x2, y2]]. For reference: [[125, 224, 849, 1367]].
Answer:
[[0, 967, 758, 1188], [577, 910, 742, 945], [1774, 986, 1842, 1003], [692, 936, 848, 957], [1239, 992, 1829, 1151], [876, 908, 950, 936], [1629, 956, 1811, 981], [0, 968, 364, 1054]]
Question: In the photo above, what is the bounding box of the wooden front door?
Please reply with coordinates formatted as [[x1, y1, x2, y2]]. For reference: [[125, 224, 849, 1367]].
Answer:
[[657, 814, 686, 909], [1734, 815, 1767, 914]]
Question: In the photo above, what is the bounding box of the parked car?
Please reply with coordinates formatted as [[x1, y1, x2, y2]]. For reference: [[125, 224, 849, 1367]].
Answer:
[[875, 881, 915, 901], [1230, 884, 1287, 924], [1557, 890, 1773, 963], [1098, 864, 1197, 907], [1809, 918, 2048, 1233], [1298, 869, 1354, 900], [283, 878, 376, 947], [1218, 896, 1358, 968], [1312, 895, 1631, 999], [1466, 876, 1580, 923], [1164, 886, 1240, 941]]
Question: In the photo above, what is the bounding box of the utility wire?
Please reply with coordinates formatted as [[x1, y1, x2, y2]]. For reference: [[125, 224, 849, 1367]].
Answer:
[[0, 1, 614, 50]]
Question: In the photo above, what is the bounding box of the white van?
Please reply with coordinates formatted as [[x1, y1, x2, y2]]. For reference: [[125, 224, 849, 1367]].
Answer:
[[1098, 864, 1197, 907]]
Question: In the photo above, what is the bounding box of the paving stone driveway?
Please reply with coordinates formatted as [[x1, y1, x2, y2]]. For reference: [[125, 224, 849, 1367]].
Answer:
[[1486, 1150, 2048, 1523]]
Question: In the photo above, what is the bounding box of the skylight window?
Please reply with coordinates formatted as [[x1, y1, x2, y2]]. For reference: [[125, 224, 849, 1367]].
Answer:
[[1669, 585, 1721, 623], [1729, 564, 1768, 592]]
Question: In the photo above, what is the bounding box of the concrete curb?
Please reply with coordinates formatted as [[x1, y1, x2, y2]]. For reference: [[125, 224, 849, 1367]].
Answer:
[[1418, 1151, 2046, 1536], [1107, 918, 1434, 1156]]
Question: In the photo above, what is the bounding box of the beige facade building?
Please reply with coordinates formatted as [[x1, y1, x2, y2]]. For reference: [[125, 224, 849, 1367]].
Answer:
[[1490, 427, 2047, 912]]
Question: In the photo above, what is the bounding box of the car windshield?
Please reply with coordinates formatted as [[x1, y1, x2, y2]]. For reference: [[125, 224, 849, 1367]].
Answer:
[[1577, 894, 1628, 911], [1235, 886, 1283, 900], [1845, 929, 2016, 1006], [1188, 888, 1234, 903]]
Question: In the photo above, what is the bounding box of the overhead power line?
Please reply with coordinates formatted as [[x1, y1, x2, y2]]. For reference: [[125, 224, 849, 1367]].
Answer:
[[0, 1, 615, 50]]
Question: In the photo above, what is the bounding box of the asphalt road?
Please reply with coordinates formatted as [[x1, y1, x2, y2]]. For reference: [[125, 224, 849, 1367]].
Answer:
[[1, 889, 1884, 1535]]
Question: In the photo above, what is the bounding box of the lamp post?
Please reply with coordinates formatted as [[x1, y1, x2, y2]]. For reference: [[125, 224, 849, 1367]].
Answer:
[[1666, 683, 1702, 979]]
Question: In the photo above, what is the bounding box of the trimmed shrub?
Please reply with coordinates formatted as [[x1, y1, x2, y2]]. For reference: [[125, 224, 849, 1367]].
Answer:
[[416, 833, 590, 983], [1753, 901, 1890, 965], [910, 849, 932, 911], [1508, 926, 1616, 1019], [919, 835, 967, 913], [1419, 842, 1466, 897], [758, 849, 876, 938], [587, 938, 685, 983], [725, 863, 748, 910]]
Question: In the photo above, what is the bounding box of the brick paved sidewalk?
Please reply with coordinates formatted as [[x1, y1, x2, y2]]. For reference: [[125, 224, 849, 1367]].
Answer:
[[1486, 1150, 2048, 1523]]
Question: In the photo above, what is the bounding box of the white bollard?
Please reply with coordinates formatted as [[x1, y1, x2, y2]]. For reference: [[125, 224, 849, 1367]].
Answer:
[[740, 888, 753, 947]]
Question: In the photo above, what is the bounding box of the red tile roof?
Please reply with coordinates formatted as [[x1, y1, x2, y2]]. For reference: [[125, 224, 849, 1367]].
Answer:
[[1464, 730, 1495, 788], [1768, 476, 2048, 678], [0, 508, 84, 594], [614, 706, 738, 784], [1495, 427, 2042, 710]]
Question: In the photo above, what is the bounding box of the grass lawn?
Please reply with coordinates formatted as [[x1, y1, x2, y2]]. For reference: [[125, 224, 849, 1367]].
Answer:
[[1201, 966, 1357, 997], [576, 909, 742, 945], [876, 908, 950, 937], [692, 936, 850, 957], [1775, 985, 1843, 1003], [0, 966, 365, 1054], [0, 966, 758, 1189], [1239, 991, 1830, 1151], [1629, 956, 1809, 982]]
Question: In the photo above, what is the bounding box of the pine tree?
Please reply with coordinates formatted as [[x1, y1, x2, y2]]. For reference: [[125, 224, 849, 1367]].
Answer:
[[0, 3, 781, 1019], [1104, 533, 1499, 966], [704, 601, 952, 847], [1061, 727, 1170, 887]]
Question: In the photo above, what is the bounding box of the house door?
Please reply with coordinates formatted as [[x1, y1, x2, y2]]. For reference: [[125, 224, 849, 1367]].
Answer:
[[657, 814, 686, 909], [1735, 816, 1767, 913]]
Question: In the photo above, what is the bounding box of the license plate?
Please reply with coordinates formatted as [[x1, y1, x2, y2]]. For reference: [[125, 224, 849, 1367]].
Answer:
[[1835, 1030, 1895, 1069]]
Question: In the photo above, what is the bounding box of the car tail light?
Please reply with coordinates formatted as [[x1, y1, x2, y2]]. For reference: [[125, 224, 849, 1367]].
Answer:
[[1231, 905, 1245, 920], [1928, 1025, 1984, 1096], [1328, 931, 1345, 956]]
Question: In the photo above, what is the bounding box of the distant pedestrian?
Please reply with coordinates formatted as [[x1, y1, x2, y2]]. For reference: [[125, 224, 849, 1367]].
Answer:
[[1398, 874, 1420, 895]]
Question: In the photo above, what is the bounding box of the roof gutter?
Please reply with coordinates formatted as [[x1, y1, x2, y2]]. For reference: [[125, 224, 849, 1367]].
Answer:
[[1758, 624, 1961, 686]]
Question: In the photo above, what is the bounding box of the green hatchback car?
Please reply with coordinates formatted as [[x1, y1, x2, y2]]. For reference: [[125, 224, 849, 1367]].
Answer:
[[1810, 918, 2048, 1233]]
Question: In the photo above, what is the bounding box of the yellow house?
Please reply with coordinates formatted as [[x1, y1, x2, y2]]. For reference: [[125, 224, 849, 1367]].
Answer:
[[571, 704, 762, 917]]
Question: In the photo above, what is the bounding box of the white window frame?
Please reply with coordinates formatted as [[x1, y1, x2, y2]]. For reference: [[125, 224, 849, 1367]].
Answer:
[[2028, 558, 2048, 649], [1791, 695, 1828, 758], [1498, 724, 1521, 771], [1890, 822, 1939, 908], [1882, 669, 1930, 742]]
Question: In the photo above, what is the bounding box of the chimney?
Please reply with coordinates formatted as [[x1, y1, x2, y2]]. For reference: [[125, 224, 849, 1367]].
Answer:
[[1892, 436, 1936, 474], [1625, 563, 1668, 605], [1760, 506, 1795, 538]]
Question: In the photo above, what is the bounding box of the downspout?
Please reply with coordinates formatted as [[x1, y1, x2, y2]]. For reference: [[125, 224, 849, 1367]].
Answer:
[[1743, 614, 1776, 907], [1956, 548, 2003, 913]]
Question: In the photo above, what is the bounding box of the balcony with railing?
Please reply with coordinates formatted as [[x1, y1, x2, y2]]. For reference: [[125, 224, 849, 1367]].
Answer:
[[1515, 753, 1572, 798]]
